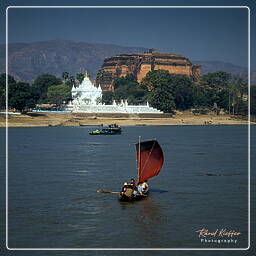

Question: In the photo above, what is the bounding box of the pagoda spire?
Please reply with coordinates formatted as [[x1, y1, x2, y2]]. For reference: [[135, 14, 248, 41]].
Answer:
[[85, 71, 89, 78]]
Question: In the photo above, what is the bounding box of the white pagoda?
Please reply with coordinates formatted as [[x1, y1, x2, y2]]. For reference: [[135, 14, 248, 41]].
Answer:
[[71, 72, 102, 108], [66, 73, 162, 114]]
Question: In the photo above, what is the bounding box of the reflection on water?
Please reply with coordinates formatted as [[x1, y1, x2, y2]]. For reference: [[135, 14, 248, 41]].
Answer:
[[136, 198, 167, 247], [120, 196, 168, 247]]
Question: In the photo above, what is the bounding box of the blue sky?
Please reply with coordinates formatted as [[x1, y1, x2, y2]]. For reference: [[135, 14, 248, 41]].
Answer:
[[0, 0, 255, 68]]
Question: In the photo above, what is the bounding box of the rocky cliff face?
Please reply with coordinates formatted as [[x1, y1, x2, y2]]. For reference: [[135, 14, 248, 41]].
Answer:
[[96, 52, 201, 91]]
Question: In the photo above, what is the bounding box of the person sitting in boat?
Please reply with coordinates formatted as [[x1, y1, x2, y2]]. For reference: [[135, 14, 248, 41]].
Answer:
[[121, 182, 128, 192], [140, 180, 149, 194], [129, 178, 137, 189], [120, 182, 134, 198], [137, 182, 144, 195], [121, 182, 134, 192]]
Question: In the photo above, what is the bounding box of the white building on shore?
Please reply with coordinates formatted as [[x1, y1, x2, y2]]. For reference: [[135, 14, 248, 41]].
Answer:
[[66, 73, 162, 114]]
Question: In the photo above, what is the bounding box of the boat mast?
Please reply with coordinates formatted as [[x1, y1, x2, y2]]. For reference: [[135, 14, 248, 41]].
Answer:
[[137, 136, 141, 183]]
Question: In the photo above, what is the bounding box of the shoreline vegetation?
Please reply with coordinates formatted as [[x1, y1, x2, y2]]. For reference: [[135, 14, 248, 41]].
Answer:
[[1, 70, 254, 129], [0, 112, 252, 127]]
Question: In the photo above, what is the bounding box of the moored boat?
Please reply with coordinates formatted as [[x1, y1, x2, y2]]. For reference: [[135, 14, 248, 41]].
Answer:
[[89, 124, 121, 135]]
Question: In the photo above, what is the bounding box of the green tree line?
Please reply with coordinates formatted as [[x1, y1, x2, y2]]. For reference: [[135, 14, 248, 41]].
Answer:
[[0, 72, 81, 113], [102, 70, 250, 115]]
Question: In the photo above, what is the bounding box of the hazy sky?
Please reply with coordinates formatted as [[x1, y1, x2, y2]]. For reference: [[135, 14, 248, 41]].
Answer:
[[1, 0, 255, 68]]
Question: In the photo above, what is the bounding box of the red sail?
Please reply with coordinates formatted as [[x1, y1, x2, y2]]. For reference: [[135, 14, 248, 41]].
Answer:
[[136, 140, 164, 183]]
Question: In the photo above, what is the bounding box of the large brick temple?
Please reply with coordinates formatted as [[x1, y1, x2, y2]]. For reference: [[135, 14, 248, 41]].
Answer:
[[96, 51, 201, 91]]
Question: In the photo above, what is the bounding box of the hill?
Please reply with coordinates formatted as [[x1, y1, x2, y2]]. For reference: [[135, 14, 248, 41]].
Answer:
[[0, 40, 254, 84], [193, 60, 256, 84], [0, 40, 147, 81]]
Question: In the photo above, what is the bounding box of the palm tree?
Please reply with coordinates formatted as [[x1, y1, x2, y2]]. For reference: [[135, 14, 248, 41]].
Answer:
[[69, 75, 75, 85], [76, 73, 84, 83], [229, 75, 248, 114], [62, 72, 69, 81]]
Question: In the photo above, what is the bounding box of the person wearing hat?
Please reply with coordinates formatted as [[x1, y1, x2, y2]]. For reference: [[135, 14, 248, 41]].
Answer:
[[121, 182, 128, 192]]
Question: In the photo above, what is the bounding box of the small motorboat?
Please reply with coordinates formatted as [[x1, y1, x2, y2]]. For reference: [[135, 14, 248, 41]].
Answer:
[[89, 124, 122, 135]]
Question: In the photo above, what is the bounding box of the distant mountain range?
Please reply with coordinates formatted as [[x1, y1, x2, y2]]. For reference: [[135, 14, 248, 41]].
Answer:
[[0, 39, 255, 84], [0, 40, 147, 82]]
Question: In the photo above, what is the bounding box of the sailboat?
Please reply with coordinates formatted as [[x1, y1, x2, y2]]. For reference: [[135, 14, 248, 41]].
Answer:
[[119, 138, 164, 201]]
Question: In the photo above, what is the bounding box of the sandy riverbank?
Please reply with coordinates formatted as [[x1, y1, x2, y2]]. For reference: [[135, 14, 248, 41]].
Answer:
[[0, 112, 252, 127]]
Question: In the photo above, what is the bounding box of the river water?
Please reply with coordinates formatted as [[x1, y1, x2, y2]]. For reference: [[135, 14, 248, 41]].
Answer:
[[0, 125, 254, 253]]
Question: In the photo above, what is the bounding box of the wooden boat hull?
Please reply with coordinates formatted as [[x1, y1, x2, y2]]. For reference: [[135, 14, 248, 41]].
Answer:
[[119, 192, 148, 202]]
